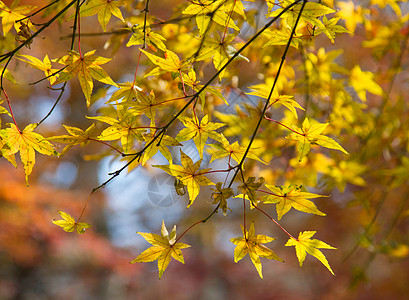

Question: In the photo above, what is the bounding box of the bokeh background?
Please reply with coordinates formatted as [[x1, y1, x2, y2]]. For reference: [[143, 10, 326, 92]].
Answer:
[[1, 0, 409, 299]]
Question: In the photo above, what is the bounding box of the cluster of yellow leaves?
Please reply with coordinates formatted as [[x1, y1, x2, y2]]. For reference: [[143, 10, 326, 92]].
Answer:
[[0, 0, 361, 280], [182, 0, 246, 35], [79, 0, 125, 32], [0, 0, 36, 36]]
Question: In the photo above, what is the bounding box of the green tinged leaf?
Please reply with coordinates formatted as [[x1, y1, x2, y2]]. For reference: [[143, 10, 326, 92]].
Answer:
[[127, 23, 167, 52], [270, 1, 335, 32], [89, 109, 146, 154]]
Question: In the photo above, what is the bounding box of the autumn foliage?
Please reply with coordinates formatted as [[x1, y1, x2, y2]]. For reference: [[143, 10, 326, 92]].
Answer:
[[1, 0, 409, 298]]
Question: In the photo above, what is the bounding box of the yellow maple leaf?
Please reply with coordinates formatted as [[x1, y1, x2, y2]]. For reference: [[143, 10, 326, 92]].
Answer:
[[285, 231, 336, 275], [0, 123, 58, 185], [53, 210, 91, 234], [53, 50, 118, 107], [130, 220, 190, 279], [230, 222, 283, 278], [349, 65, 383, 101]]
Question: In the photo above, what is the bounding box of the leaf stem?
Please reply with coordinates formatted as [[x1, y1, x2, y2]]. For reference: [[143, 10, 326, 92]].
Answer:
[[258, 189, 284, 197], [0, 88, 20, 132], [76, 0, 82, 58], [254, 206, 296, 240], [264, 116, 303, 135], [221, 0, 236, 44], [88, 138, 125, 156], [175, 202, 223, 243], [142, 0, 151, 49], [133, 51, 143, 84]]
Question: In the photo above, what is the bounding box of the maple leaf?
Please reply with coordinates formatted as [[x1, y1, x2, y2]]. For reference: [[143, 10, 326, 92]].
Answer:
[[140, 48, 190, 77], [107, 81, 142, 103], [47, 123, 96, 155], [127, 23, 167, 52], [285, 231, 336, 275], [181, 69, 228, 106], [127, 90, 166, 120], [0, 0, 36, 36], [79, 0, 125, 32], [337, 0, 370, 33], [270, 1, 335, 33], [196, 34, 248, 79], [109, 88, 165, 120], [153, 149, 214, 207], [208, 133, 267, 165], [230, 222, 283, 278], [247, 82, 304, 119], [182, 0, 240, 35], [52, 210, 91, 234], [130, 220, 191, 279], [317, 16, 350, 44], [286, 118, 348, 162], [176, 114, 224, 158], [0, 123, 58, 185], [0, 100, 11, 120], [17, 54, 59, 84], [261, 27, 303, 49], [141, 129, 181, 165], [349, 65, 383, 101], [89, 110, 145, 154], [260, 184, 327, 220], [53, 50, 118, 107], [0, 102, 15, 166], [211, 182, 234, 216], [238, 177, 265, 204]]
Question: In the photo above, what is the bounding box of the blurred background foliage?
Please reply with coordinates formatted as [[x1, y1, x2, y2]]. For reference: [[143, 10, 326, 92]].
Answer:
[[1, 0, 409, 299]]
